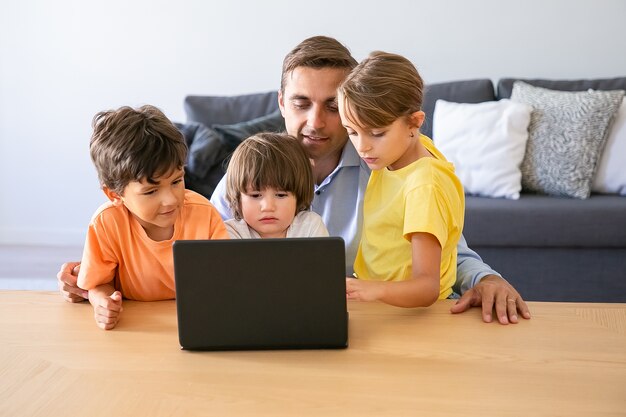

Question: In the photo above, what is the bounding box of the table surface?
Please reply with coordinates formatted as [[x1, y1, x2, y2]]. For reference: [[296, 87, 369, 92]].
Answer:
[[1, 291, 625, 417]]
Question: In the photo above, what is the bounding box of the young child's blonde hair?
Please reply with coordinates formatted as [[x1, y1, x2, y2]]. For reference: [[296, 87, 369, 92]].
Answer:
[[338, 51, 424, 129], [225, 133, 314, 221]]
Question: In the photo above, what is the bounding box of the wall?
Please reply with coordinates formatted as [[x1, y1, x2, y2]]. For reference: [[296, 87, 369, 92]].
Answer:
[[1, 0, 625, 245]]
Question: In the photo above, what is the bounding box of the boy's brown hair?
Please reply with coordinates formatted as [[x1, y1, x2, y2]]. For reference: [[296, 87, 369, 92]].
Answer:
[[89, 105, 187, 194], [226, 133, 314, 221], [280, 36, 358, 94], [338, 51, 424, 129]]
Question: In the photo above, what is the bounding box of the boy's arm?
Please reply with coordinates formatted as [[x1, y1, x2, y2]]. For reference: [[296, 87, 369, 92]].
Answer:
[[452, 234, 531, 324], [88, 282, 123, 330], [346, 233, 441, 308]]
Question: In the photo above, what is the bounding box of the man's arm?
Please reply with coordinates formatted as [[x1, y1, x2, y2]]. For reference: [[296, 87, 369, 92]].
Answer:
[[452, 234, 531, 324]]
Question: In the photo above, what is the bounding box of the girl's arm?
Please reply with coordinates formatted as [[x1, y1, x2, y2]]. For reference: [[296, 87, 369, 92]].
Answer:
[[346, 232, 441, 308]]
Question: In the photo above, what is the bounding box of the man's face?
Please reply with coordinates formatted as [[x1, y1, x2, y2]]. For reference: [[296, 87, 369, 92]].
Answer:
[[278, 66, 350, 163]]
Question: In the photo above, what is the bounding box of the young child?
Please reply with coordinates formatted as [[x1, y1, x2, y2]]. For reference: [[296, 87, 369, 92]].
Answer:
[[337, 51, 465, 308], [224, 132, 328, 238], [78, 105, 228, 330]]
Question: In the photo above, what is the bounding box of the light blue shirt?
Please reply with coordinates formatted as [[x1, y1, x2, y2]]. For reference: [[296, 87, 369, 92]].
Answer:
[[210, 140, 500, 288]]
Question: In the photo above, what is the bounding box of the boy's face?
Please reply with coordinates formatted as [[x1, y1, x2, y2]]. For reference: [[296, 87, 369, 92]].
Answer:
[[104, 167, 185, 241], [278, 66, 350, 164], [240, 187, 297, 239]]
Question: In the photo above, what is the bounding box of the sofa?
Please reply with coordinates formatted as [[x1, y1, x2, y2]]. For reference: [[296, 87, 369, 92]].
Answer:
[[179, 77, 626, 303]]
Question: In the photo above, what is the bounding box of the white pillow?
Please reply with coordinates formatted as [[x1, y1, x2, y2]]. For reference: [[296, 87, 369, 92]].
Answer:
[[592, 98, 626, 195], [433, 99, 533, 199]]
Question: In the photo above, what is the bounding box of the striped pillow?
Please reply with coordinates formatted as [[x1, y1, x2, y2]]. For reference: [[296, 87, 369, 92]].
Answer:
[[511, 82, 624, 198]]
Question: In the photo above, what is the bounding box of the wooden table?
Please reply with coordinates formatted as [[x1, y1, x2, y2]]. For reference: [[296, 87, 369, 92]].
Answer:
[[1, 291, 625, 416]]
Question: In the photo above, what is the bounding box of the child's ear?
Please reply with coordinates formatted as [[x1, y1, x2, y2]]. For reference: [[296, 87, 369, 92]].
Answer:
[[409, 111, 426, 130], [102, 187, 123, 206]]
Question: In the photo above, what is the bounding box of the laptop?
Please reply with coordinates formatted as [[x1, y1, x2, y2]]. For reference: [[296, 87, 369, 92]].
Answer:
[[173, 237, 348, 351]]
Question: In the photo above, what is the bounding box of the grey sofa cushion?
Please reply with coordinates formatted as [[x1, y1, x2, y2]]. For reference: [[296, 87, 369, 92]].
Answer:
[[464, 194, 626, 247], [184, 91, 279, 126], [497, 77, 626, 99], [422, 79, 496, 140]]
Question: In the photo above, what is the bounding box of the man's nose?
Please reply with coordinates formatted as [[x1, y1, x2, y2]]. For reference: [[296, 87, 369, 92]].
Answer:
[[307, 106, 326, 130]]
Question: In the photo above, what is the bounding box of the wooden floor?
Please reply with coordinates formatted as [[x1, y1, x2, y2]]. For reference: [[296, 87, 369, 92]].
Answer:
[[0, 244, 83, 290]]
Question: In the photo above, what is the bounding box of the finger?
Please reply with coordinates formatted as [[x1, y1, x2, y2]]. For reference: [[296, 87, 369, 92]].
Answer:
[[516, 297, 531, 320], [507, 298, 519, 324], [493, 292, 510, 325], [61, 282, 88, 299], [57, 263, 80, 286], [96, 311, 120, 324], [97, 299, 123, 314], [479, 290, 496, 323], [449, 290, 473, 314], [62, 291, 86, 303]]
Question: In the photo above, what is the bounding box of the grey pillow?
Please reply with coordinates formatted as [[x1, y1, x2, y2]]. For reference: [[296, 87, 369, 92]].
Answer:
[[184, 91, 279, 126], [497, 77, 626, 99], [511, 82, 624, 199]]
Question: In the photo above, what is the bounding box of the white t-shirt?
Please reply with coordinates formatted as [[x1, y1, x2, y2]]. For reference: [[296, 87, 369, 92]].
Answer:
[[225, 211, 329, 239]]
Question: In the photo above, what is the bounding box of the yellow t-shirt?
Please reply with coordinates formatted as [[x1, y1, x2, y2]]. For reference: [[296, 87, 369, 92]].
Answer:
[[78, 189, 228, 301], [353, 135, 465, 299]]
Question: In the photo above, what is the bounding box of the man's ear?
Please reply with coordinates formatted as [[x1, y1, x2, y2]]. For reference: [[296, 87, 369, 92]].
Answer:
[[102, 187, 123, 206], [277, 89, 286, 118]]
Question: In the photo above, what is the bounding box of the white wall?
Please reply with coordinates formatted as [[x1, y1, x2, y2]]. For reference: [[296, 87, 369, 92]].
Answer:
[[1, 0, 625, 246]]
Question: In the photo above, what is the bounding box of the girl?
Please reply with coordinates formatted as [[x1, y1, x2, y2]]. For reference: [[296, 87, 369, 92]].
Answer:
[[224, 132, 328, 238], [337, 51, 465, 307]]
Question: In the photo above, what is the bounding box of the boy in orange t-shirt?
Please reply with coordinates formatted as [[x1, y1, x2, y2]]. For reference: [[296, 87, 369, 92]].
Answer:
[[77, 105, 228, 330]]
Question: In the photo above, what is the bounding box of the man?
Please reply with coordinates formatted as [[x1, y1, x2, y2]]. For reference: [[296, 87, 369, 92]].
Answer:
[[58, 36, 530, 324]]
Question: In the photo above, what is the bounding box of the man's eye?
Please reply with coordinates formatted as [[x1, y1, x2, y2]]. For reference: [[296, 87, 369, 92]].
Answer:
[[327, 104, 339, 113], [292, 101, 310, 110], [143, 190, 157, 195]]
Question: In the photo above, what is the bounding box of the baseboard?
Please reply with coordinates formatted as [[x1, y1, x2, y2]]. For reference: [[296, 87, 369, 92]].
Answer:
[[0, 227, 84, 246]]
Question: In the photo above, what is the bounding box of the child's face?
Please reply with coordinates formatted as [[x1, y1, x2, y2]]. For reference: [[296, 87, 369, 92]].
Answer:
[[240, 187, 297, 239], [106, 168, 185, 241], [339, 103, 425, 171]]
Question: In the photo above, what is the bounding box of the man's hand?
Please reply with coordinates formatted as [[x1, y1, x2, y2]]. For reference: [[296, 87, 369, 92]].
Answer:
[[450, 275, 531, 324], [89, 290, 123, 330], [57, 262, 88, 303]]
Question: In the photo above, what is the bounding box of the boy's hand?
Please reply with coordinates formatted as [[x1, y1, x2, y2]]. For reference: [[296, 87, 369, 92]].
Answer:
[[89, 290, 123, 330], [57, 262, 88, 302], [345, 278, 384, 302]]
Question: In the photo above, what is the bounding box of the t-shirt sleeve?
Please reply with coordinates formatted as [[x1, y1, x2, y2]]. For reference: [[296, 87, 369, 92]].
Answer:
[[403, 184, 451, 248], [77, 217, 118, 290]]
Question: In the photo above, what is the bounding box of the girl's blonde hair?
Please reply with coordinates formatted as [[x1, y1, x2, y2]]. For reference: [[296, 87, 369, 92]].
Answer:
[[338, 51, 424, 129], [225, 133, 314, 220]]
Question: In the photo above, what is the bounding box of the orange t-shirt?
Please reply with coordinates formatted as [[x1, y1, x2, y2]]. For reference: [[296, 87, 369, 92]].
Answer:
[[77, 189, 228, 301]]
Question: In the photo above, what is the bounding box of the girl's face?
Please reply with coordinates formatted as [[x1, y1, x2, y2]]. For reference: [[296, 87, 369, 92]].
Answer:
[[338, 101, 425, 171], [240, 187, 298, 238]]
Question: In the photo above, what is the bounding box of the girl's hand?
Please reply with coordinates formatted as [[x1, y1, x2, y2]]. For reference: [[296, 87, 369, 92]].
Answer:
[[346, 278, 385, 302]]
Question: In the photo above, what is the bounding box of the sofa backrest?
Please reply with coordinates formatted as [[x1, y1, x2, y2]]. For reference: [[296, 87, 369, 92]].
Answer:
[[497, 77, 626, 99], [421, 79, 496, 139]]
